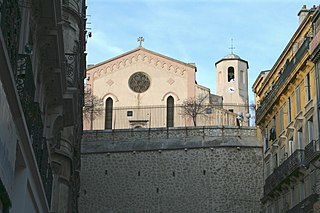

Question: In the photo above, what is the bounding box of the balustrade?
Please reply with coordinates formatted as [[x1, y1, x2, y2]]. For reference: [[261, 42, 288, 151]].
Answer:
[[0, 0, 21, 73], [16, 54, 53, 206], [264, 149, 304, 196]]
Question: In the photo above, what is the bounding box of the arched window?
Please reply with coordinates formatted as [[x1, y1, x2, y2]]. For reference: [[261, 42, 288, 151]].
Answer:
[[167, 96, 174, 127], [228, 67, 235, 82], [105, 97, 113, 129]]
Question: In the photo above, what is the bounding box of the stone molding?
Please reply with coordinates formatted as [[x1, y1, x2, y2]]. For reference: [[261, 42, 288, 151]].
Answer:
[[92, 49, 189, 80]]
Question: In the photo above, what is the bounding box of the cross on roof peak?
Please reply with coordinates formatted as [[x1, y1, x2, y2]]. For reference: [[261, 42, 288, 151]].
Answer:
[[137, 36, 144, 47], [229, 38, 236, 54]]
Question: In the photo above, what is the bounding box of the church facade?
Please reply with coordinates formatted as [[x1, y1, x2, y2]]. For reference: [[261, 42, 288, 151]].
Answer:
[[84, 46, 250, 129]]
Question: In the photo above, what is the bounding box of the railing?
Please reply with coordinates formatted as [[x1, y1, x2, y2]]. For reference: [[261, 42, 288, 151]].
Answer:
[[16, 54, 36, 133], [84, 104, 253, 130], [264, 149, 304, 196], [304, 139, 320, 164], [287, 193, 318, 213], [65, 53, 79, 87], [256, 37, 310, 120], [16, 54, 53, 206], [0, 0, 21, 73]]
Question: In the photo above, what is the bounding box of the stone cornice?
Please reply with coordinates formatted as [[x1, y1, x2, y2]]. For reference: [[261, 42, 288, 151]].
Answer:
[[90, 48, 193, 80]]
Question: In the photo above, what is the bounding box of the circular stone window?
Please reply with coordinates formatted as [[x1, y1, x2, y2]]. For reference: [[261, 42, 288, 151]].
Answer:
[[128, 72, 150, 93]]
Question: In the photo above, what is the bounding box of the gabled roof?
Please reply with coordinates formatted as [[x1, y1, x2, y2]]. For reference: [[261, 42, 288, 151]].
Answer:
[[87, 46, 196, 71]]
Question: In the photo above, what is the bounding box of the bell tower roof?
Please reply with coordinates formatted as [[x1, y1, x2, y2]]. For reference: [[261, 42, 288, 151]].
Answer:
[[215, 53, 249, 69], [223, 53, 241, 59]]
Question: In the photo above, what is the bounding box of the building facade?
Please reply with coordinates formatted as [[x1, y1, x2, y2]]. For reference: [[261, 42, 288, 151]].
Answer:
[[253, 5, 320, 212], [84, 46, 251, 130], [0, 0, 86, 212], [310, 4, 320, 152]]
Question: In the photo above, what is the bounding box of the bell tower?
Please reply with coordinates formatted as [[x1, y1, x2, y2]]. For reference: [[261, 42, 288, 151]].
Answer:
[[215, 50, 249, 123]]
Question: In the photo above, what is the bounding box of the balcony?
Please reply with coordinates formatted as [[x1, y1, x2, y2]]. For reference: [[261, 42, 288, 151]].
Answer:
[[304, 139, 320, 165], [264, 149, 304, 197], [16, 54, 53, 205], [0, 0, 21, 72], [256, 38, 310, 121], [287, 193, 319, 213]]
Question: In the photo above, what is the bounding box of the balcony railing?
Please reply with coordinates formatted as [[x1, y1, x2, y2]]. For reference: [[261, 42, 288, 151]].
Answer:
[[287, 193, 319, 213], [16, 54, 36, 133], [65, 53, 79, 87], [16, 54, 53, 206], [304, 139, 320, 164], [0, 0, 21, 73], [264, 149, 304, 197], [256, 37, 310, 120]]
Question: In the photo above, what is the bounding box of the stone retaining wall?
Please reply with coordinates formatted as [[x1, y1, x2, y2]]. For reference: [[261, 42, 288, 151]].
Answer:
[[80, 126, 263, 213]]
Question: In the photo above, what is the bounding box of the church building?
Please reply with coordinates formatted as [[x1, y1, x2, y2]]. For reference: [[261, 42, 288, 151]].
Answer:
[[84, 42, 249, 129]]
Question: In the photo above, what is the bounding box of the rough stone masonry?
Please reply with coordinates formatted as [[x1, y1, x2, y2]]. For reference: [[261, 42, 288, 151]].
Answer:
[[80, 126, 263, 213]]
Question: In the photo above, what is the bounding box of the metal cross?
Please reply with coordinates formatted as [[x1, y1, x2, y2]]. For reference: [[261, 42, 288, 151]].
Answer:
[[229, 38, 235, 54], [137, 36, 144, 47]]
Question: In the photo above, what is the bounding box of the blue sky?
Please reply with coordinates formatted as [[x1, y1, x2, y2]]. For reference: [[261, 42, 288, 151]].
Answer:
[[86, 0, 317, 104]]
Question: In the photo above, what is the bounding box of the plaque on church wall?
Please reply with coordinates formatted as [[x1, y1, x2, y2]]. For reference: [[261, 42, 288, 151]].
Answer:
[[128, 72, 150, 93]]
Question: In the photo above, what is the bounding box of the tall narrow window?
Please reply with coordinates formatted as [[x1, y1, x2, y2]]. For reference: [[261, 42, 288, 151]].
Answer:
[[288, 97, 292, 123], [270, 117, 276, 140], [264, 127, 268, 153], [273, 153, 278, 169], [289, 139, 294, 155], [297, 128, 303, 149], [306, 73, 311, 102], [296, 86, 301, 113], [105, 97, 113, 129], [227, 67, 235, 82], [308, 117, 314, 143], [167, 96, 174, 127], [280, 107, 284, 132]]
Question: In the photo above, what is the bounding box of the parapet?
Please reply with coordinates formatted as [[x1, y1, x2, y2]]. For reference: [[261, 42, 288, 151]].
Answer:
[[82, 126, 260, 153]]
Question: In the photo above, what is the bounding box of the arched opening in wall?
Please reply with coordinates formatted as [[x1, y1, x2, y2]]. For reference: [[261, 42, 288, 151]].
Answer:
[[167, 96, 174, 127], [105, 97, 113, 129], [228, 67, 235, 82]]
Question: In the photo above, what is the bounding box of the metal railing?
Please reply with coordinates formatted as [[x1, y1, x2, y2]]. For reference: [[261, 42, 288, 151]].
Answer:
[[287, 193, 318, 213], [84, 104, 253, 130], [16, 54, 53, 206], [256, 37, 310, 120], [304, 139, 320, 165], [264, 149, 304, 196], [0, 0, 21, 73], [65, 53, 79, 87]]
